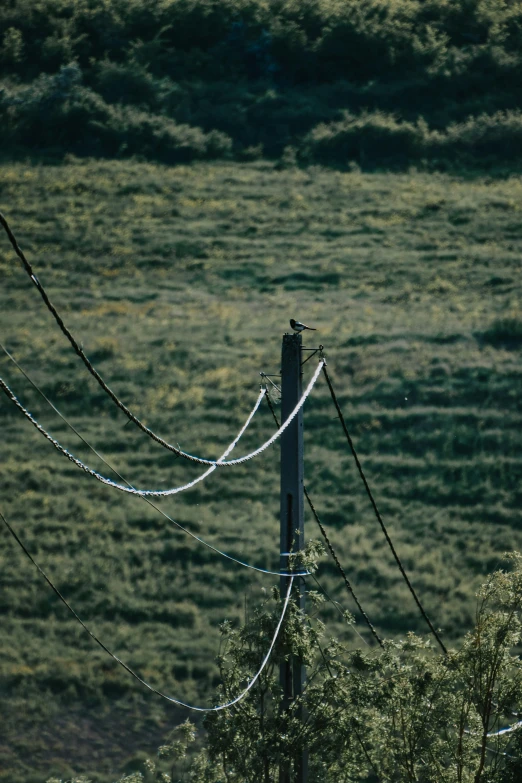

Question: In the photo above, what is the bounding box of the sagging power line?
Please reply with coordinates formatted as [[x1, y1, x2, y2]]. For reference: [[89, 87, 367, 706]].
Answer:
[[1, 227, 448, 751], [0, 345, 307, 578], [0, 359, 324, 474], [0, 210, 222, 466], [0, 208, 449, 656], [322, 364, 448, 656], [0, 509, 294, 714]]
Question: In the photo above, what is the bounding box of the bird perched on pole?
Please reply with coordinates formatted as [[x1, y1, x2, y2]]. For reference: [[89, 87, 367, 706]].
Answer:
[[290, 318, 316, 333]]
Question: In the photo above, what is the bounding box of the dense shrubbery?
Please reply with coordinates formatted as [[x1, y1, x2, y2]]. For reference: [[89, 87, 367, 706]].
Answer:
[[0, 64, 232, 161], [2, 0, 522, 166], [302, 108, 522, 167], [100, 553, 522, 782], [302, 111, 426, 167]]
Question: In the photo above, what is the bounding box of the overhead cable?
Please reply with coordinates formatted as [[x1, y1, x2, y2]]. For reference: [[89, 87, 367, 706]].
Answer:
[[321, 363, 448, 655], [264, 388, 383, 647], [0, 210, 215, 466], [0, 211, 322, 467], [2, 373, 265, 496], [0, 360, 323, 479], [0, 375, 260, 493], [487, 720, 522, 738], [304, 485, 384, 648], [0, 352, 305, 577], [0, 509, 293, 712]]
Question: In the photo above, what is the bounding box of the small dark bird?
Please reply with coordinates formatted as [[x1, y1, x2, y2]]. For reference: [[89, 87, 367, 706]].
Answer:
[[290, 318, 316, 333]]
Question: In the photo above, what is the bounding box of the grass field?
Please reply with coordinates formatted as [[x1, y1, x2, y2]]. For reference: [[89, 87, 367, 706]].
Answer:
[[1, 159, 521, 782]]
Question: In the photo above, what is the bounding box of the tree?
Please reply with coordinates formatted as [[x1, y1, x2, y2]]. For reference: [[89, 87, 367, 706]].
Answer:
[[107, 553, 522, 782]]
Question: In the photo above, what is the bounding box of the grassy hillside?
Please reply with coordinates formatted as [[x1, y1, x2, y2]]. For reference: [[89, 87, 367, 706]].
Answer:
[[0, 158, 521, 781]]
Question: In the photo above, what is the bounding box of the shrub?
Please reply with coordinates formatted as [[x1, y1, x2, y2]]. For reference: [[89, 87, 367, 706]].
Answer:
[[127, 552, 522, 783], [98, 105, 233, 162], [91, 58, 162, 108], [1, 27, 25, 66], [1, 63, 232, 161], [438, 110, 522, 162], [480, 313, 522, 348], [302, 110, 428, 167]]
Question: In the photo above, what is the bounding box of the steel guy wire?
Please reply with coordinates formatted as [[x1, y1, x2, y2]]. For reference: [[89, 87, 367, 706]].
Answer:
[[0, 509, 294, 712], [0, 349, 307, 577], [321, 362, 448, 655], [264, 388, 383, 647], [0, 359, 324, 477]]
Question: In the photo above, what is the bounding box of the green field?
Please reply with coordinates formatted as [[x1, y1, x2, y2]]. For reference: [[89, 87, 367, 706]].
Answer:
[[1, 158, 521, 782]]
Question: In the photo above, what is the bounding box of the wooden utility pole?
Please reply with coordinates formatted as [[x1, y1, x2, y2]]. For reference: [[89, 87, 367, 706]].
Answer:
[[279, 332, 307, 783]]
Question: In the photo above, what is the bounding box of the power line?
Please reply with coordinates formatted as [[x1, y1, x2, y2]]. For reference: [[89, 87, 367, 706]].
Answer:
[[264, 389, 383, 648], [0, 210, 216, 466], [304, 487, 384, 649], [0, 350, 306, 578], [0, 369, 265, 496], [0, 211, 323, 469], [0, 509, 293, 713], [0, 360, 324, 475], [4, 495, 520, 741], [321, 363, 448, 655], [487, 720, 522, 738]]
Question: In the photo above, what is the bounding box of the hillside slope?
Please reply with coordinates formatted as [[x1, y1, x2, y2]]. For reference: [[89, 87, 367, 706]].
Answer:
[[0, 159, 521, 781]]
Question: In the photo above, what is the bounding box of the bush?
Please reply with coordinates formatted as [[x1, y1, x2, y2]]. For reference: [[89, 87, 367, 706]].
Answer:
[[438, 110, 522, 161], [480, 313, 522, 348], [125, 553, 522, 783], [1, 63, 232, 161], [302, 110, 428, 167], [91, 58, 162, 108], [98, 105, 233, 162], [3, 0, 522, 167]]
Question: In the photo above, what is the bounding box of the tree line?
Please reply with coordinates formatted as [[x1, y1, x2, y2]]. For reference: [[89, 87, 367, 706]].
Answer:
[[2, 0, 522, 167]]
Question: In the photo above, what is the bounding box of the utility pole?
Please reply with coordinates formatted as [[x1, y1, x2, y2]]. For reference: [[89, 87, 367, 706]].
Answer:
[[279, 332, 307, 783]]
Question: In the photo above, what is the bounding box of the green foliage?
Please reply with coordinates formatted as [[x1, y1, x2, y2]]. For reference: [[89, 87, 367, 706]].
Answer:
[[0, 63, 232, 161], [1, 27, 25, 66], [438, 110, 522, 164], [2, 0, 522, 165], [302, 111, 427, 167], [121, 553, 522, 782]]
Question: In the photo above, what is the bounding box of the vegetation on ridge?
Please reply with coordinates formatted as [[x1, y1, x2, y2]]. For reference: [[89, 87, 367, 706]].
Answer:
[[3, 0, 522, 167]]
